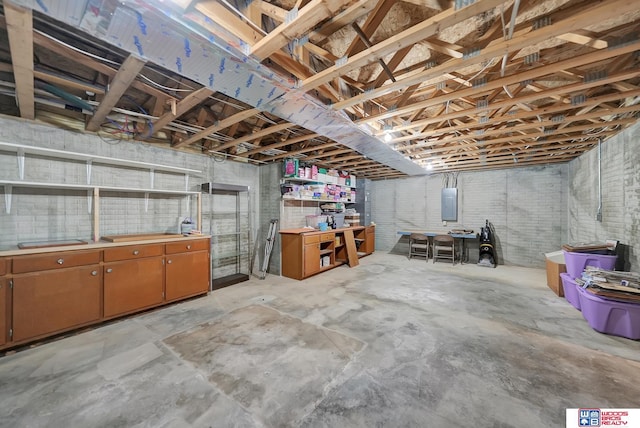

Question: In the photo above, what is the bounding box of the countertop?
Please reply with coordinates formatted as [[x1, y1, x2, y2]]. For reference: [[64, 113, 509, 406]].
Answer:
[[0, 234, 211, 257], [279, 225, 370, 235]]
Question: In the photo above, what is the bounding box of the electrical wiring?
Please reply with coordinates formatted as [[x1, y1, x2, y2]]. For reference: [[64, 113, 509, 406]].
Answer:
[[34, 30, 121, 67], [137, 74, 194, 92], [445, 58, 496, 127], [35, 29, 199, 97]]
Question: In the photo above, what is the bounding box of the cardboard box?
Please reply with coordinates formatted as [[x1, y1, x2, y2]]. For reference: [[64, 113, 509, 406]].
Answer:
[[545, 251, 566, 297]]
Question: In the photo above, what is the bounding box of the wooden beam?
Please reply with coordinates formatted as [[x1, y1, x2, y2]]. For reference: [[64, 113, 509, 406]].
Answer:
[[5, 1, 34, 119], [392, 104, 640, 146], [403, 117, 637, 153], [303, 148, 353, 160], [268, 141, 337, 161], [401, 91, 640, 140], [86, 55, 147, 132], [357, 40, 640, 122], [151, 87, 214, 135], [251, 0, 359, 60], [351, 22, 396, 82], [31, 31, 172, 103], [243, 0, 263, 27], [209, 122, 293, 152], [309, 0, 379, 44], [239, 133, 320, 157], [331, 0, 640, 110], [34, 69, 105, 95], [195, 1, 339, 103], [257, 0, 287, 22], [196, 1, 263, 45], [371, 46, 413, 88], [175, 108, 259, 147], [391, 86, 640, 135], [301, 0, 505, 91], [344, 0, 396, 57], [422, 39, 463, 58], [557, 32, 608, 49]]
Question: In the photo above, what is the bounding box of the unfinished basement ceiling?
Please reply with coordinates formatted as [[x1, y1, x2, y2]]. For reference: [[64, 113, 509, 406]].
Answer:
[[0, 0, 639, 178]]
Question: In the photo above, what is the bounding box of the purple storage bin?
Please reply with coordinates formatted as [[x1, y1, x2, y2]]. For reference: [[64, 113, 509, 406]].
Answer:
[[562, 250, 617, 279], [577, 286, 640, 340], [560, 273, 581, 310]]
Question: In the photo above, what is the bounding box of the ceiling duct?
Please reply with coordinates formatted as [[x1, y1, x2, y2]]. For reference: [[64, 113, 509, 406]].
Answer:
[[16, 0, 427, 176]]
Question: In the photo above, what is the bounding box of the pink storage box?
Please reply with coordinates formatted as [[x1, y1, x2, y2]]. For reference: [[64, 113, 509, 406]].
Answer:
[[577, 286, 640, 340], [560, 273, 581, 310], [562, 250, 617, 279]]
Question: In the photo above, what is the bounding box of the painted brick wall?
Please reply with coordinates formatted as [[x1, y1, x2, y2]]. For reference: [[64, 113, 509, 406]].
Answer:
[[371, 164, 568, 268], [0, 116, 260, 282], [569, 121, 640, 270]]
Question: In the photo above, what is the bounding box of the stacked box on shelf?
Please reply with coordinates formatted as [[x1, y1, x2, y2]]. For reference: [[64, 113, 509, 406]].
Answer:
[[345, 213, 360, 226]]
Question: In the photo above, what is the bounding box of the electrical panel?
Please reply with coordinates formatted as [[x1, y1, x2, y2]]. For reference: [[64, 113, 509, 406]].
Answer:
[[441, 188, 458, 222]]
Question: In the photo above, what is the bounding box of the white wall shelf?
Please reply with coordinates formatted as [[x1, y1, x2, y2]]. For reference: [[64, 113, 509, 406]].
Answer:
[[281, 177, 356, 189], [282, 196, 355, 203], [0, 144, 201, 241], [0, 142, 201, 176]]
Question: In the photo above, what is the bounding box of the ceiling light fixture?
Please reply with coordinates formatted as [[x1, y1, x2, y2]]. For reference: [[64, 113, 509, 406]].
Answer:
[[384, 132, 392, 142], [426, 162, 433, 171]]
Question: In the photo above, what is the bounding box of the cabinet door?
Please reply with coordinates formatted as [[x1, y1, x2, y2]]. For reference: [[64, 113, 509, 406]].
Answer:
[[365, 227, 375, 254], [0, 277, 6, 346], [166, 251, 210, 301], [104, 257, 164, 318], [303, 242, 321, 277], [12, 266, 101, 342]]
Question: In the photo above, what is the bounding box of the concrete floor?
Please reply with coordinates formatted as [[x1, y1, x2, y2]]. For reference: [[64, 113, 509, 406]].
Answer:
[[2, 252, 640, 427]]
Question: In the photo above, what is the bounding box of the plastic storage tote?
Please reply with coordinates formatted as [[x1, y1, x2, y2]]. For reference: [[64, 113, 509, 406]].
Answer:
[[560, 273, 581, 310], [577, 286, 640, 340], [562, 250, 617, 279]]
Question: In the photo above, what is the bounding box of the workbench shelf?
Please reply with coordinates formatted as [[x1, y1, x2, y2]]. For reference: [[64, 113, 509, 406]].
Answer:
[[279, 225, 375, 280]]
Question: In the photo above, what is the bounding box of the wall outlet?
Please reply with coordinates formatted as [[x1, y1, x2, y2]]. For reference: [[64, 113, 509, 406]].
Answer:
[[442, 220, 447, 226]]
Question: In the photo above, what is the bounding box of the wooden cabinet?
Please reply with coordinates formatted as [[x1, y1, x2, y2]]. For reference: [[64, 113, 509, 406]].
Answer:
[[12, 265, 101, 342], [12, 250, 100, 274], [353, 225, 375, 256], [0, 257, 6, 347], [363, 226, 376, 255], [104, 256, 164, 318], [280, 227, 373, 280], [166, 250, 210, 301], [104, 244, 163, 262], [165, 238, 210, 301], [303, 235, 322, 278], [0, 276, 7, 347], [0, 236, 210, 351]]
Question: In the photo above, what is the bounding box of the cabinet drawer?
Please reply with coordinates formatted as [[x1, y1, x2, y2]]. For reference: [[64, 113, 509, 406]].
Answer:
[[13, 250, 101, 274], [103, 244, 163, 262], [320, 233, 334, 242], [165, 239, 209, 254], [303, 235, 319, 244], [0, 258, 6, 276]]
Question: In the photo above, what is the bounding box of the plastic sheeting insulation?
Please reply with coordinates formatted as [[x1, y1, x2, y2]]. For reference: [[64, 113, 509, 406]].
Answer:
[[18, 0, 427, 176]]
